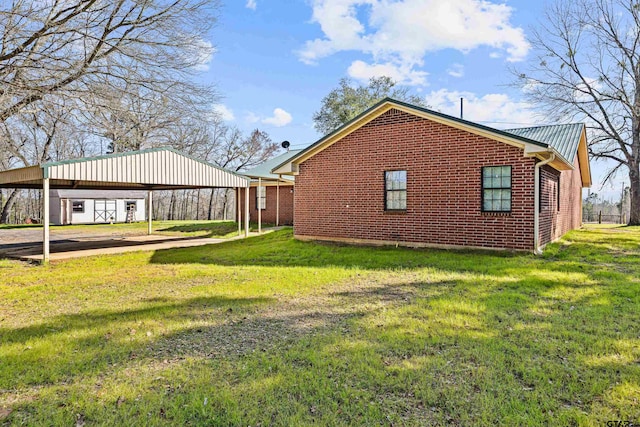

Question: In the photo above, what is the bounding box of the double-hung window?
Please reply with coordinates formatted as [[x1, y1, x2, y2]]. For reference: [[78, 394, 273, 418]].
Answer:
[[482, 166, 511, 212], [385, 170, 407, 211], [256, 186, 266, 210]]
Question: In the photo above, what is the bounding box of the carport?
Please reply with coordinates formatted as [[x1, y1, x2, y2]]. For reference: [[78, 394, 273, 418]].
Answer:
[[0, 148, 251, 263]]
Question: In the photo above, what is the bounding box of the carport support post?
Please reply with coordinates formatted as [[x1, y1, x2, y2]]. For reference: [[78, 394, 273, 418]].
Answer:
[[258, 178, 262, 233], [237, 188, 241, 236], [244, 186, 249, 237], [276, 177, 280, 227], [42, 178, 50, 264], [147, 190, 153, 235]]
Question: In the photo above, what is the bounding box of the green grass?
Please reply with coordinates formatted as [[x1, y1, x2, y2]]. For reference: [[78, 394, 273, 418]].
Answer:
[[0, 225, 639, 425], [0, 220, 261, 238]]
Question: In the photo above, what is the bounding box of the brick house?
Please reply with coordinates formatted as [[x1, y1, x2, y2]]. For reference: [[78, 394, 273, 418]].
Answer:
[[272, 98, 591, 252], [237, 150, 301, 227]]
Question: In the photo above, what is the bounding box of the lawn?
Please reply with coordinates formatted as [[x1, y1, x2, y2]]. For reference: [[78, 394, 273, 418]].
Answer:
[[0, 225, 638, 425]]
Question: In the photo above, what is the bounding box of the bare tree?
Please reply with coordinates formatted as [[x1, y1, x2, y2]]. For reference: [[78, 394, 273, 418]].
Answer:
[[0, 0, 218, 123], [0, 0, 219, 223], [205, 120, 279, 220], [514, 0, 640, 224], [83, 73, 217, 153], [0, 101, 71, 221]]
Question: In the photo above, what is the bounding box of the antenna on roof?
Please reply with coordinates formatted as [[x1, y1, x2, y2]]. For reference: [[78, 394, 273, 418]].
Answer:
[[460, 97, 464, 120], [281, 140, 290, 152]]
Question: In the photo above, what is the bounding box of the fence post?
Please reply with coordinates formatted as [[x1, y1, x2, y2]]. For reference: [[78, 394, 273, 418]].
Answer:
[[598, 211, 602, 224]]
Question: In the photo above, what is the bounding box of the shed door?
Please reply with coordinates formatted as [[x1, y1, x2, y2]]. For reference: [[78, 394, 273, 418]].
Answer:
[[95, 200, 117, 223]]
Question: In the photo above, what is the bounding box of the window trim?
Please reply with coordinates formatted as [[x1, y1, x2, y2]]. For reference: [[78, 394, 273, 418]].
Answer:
[[481, 166, 512, 213], [256, 186, 266, 210], [125, 200, 137, 211], [384, 170, 407, 212]]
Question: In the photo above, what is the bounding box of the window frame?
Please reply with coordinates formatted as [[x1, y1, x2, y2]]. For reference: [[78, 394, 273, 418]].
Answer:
[[481, 166, 512, 213], [71, 200, 85, 213], [125, 200, 137, 212], [384, 170, 407, 212], [256, 186, 266, 210]]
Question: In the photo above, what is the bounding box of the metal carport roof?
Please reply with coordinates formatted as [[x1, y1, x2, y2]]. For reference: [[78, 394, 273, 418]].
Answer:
[[0, 148, 251, 263], [0, 147, 249, 190]]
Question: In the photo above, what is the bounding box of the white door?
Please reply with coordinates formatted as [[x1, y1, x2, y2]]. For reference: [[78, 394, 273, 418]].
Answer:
[[94, 200, 117, 222]]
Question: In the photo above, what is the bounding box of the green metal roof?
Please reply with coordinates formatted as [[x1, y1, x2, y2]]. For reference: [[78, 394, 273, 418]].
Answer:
[[244, 149, 303, 181], [504, 123, 585, 165]]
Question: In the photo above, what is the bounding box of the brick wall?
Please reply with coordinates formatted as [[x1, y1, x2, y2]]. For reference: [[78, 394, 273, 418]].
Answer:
[[294, 108, 540, 250], [237, 185, 294, 225], [539, 158, 583, 246]]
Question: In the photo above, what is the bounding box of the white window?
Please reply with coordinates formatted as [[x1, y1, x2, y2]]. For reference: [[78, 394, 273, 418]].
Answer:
[[482, 166, 512, 212], [385, 170, 407, 211], [256, 186, 266, 210]]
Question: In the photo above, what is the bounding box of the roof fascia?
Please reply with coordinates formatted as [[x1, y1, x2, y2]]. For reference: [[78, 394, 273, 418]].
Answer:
[[577, 127, 592, 187]]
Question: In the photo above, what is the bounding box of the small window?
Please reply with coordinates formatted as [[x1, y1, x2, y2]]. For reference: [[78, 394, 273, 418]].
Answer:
[[72, 201, 85, 213], [256, 186, 266, 210], [385, 170, 407, 211], [125, 201, 137, 212], [482, 166, 511, 212]]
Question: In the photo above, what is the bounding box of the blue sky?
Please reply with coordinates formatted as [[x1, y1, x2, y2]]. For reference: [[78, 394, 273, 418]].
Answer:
[[200, 0, 624, 200]]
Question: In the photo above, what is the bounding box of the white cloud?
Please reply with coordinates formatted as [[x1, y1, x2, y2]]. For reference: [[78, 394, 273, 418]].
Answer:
[[244, 111, 261, 124], [212, 104, 235, 121], [299, 0, 529, 85], [348, 60, 428, 86], [446, 63, 464, 78], [246, 0, 257, 10], [262, 108, 293, 127], [190, 38, 214, 72], [424, 89, 536, 128]]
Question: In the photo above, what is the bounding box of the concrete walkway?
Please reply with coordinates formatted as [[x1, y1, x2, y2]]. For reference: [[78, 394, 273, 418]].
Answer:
[[0, 229, 279, 262]]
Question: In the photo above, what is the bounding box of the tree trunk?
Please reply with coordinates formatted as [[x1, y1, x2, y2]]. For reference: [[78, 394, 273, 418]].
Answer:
[[207, 189, 215, 220], [629, 162, 640, 225], [195, 189, 201, 220], [168, 190, 176, 221], [0, 189, 19, 224], [222, 189, 228, 221]]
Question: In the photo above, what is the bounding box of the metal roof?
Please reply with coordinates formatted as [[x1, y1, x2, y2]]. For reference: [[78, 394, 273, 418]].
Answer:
[[244, 149, 302, 181], [0, 147, 250, 190], [505, 123, 585, 165]]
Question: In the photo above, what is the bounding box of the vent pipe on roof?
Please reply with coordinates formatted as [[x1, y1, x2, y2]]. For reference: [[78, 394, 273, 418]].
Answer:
[[281, 140, 290, 152], [460, 97, 464, 120]]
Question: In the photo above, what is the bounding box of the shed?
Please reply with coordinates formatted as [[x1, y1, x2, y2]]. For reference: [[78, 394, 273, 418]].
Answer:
[[49, 189, 148, 225], [0, 148, 251, 262]]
